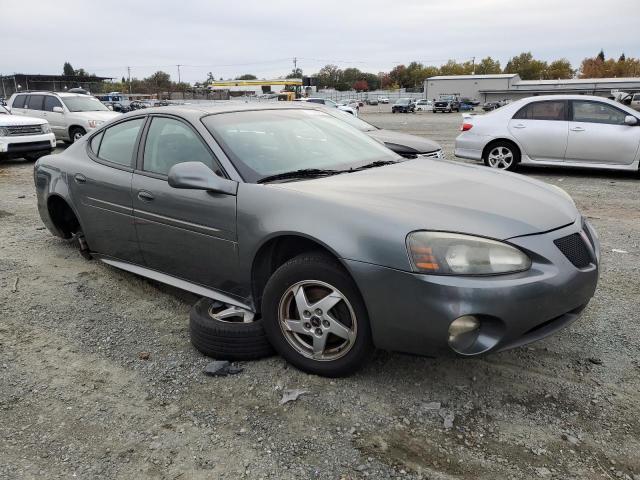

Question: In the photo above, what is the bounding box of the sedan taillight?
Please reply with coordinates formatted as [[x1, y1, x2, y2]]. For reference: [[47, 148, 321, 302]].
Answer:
[[460, 123, 473, 131]]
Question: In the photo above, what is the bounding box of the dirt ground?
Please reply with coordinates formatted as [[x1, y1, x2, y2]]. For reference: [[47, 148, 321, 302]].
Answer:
[[1, 107, 639, 480]]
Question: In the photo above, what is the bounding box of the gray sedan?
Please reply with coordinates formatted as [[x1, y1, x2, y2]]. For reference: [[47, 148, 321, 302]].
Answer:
[[35, 104, 599, 376]]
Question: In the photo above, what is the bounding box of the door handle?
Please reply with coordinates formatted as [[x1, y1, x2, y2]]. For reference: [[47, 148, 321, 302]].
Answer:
[[512, 124, 526, 129], [74, 174, 86, 184], [570, 126, 585, 132], [137, 190, 154, 201]]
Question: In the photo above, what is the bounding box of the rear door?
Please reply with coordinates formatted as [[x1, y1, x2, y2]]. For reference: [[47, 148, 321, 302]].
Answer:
[[565, 100, 640, 165], [508, 100, 568, 162], [9, 94, 29, 115], [132, 115, 238, 292], [69, 117, 146, 263], [23, 94, 46, 120]]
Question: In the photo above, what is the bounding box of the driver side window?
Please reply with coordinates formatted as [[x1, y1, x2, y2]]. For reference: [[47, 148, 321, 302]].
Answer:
[[142, 117, 216, 176]]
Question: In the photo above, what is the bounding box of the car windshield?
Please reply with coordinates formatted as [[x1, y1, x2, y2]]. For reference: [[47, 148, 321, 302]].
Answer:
[[395, 99, 411, 105], [202, 109, 400, 183], [329, 109, 377, 131], [62, 96, 109, 112]]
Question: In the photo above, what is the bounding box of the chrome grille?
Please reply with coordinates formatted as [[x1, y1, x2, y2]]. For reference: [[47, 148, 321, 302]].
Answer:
[[418, 149, 444, 159], [554, 233, 592, 268], [6, 125, 43, 136]]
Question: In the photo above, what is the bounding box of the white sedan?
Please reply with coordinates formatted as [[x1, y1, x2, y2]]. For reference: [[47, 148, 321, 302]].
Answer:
[[455, 95, 640, 172]]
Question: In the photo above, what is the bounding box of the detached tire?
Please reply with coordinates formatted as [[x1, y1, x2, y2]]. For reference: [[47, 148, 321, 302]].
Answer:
[[189, 298, 274, 361]]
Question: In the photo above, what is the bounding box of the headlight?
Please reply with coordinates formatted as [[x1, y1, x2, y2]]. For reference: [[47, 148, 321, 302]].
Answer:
[[407, 231, 531, 275], [88, 120, 104, 129], [0, 127, 8, 136], [41, 123, 52, 134]]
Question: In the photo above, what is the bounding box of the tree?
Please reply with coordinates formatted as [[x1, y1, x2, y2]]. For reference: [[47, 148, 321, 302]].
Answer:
[[286, 67, 303, 79], [619, 53, 626, 62], [316, 64, 342, 89], [504, 52, 548, 80], [235, 74, 257, 80], [544, 59, 574, 79], [63, 62, 75, 76], [438, 60, 474, 76], [597, 49, 605, 62], [145, 71, 172, 97], [353, 80, 368, 91], [475, 57, 501, 75]]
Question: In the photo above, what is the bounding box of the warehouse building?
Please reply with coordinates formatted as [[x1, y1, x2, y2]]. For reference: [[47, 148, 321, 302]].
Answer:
[[0, 73, 113, 98], [424, 74, 640, 103]]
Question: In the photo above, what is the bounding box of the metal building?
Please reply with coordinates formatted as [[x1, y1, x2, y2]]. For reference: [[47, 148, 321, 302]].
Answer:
[[424, 74, 640, 103]]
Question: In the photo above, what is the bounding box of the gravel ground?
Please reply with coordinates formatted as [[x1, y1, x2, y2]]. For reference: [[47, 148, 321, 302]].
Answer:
[[1, 107, 639, 480]]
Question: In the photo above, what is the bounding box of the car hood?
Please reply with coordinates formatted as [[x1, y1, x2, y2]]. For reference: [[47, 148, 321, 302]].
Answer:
[[273, 159, 578, 240], [69, 110, 121, 121], [0, 114, 46, 126], [368, 129, 441, 154]]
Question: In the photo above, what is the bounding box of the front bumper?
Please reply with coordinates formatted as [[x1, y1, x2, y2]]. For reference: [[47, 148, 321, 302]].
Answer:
[[0, 133, 56, 158], [344, 218, 599, 356]]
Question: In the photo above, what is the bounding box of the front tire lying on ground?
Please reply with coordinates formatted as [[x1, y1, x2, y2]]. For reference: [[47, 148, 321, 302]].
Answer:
[[190, 297, 275, 361], [261, 253, 374, 377]]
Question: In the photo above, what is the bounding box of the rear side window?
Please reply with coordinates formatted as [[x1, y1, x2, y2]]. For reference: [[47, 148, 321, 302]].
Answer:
[[90, 132, 104, 154], [307, 99, 324, 104], [513, 101, 566, 121], [97, 118, 145, 167], [44, 96, 63, 112], [572, 101, 627, 125], [26, 95, 45, 111], [12, 94, 27, 108]]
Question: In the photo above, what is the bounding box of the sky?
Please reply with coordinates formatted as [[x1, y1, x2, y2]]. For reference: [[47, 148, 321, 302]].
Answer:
[[1, 0, 637, 84]]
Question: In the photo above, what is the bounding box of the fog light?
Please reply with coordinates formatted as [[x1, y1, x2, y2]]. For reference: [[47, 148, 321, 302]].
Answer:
[[448, 315, 480, 354]]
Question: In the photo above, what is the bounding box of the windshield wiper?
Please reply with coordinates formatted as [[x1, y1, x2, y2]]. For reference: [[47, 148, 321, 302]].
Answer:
[[257, 168, 343, 184], [351, 160, 399, 171]]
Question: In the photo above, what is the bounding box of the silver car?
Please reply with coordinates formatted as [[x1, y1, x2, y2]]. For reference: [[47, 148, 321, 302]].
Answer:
[[34, 104, 599, 376], [455, 95, 640, 171], [8, 91, 120, 143]]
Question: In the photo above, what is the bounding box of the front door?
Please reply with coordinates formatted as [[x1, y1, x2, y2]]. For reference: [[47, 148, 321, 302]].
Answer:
[[132, 115, 239, 294], [42, 95, 66, 140], [565, 100, 640, 165], [69, 117, 146, 263], [508, 100, 568, 162]]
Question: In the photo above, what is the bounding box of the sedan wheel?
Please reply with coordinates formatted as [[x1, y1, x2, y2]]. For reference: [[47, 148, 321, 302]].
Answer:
[[486, 145, 516, 170], [262, 253, 373, 377], [278, 280, 356, 361]]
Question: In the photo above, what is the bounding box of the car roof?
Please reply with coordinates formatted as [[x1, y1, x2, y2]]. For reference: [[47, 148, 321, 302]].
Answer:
[[11, 91, 89, 98], [117, 101, 326, 120]]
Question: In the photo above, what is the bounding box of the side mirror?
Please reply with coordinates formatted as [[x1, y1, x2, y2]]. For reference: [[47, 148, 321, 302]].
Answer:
[[624, 115, 638, 126], [53, 106, 64, 113], [168, 161, 237, 195]]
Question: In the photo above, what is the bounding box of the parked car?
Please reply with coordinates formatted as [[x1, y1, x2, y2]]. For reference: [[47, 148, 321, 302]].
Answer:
[[0, 104, 56, 161], [337, 99, 360, 112], [365, 98, 379, 106], [392, 98, 415, 113], [433, 96, 460, 113], [455, 95, 640, 172], [631, 93, 640, 112], [35, 104, 599, 376], [378, 97, 389, 104], [129, 101, 149, 110], [323, 107, 443, 158], [414, 99, 433, 111], [7, 91, 120, 143], [482, 101, 501, 112], [298, 97, 358, 116]]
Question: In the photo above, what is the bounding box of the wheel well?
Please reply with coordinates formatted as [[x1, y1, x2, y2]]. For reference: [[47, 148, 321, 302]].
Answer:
[[482, 139, 521, 161], [251, 236, 338, 313], [68, 125, 86, 136], [47, 196, 80, 239]]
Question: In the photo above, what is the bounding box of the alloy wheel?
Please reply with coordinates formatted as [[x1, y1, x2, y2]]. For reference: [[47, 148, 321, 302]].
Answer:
[[277, 280, 357, 361], [487, 146, 514, 169], [208, 302, 255, 323]]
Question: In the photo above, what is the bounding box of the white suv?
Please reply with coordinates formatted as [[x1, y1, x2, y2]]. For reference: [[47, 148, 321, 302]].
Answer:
[[7, 92, 120, 143], [0, 104, 56, 161]]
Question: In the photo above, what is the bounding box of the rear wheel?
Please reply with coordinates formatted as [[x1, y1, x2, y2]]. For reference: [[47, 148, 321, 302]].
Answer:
[[262, 253, 373, 377], [483, 141, 520, 171]]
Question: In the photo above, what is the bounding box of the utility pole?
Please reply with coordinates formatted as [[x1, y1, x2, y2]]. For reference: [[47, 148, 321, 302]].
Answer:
[[471, 56, 476, 75], [177, 65, 182, 84], [293, 57, 297, 75], [1, 75, 5, 98], [127, 66, 132, 94]]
